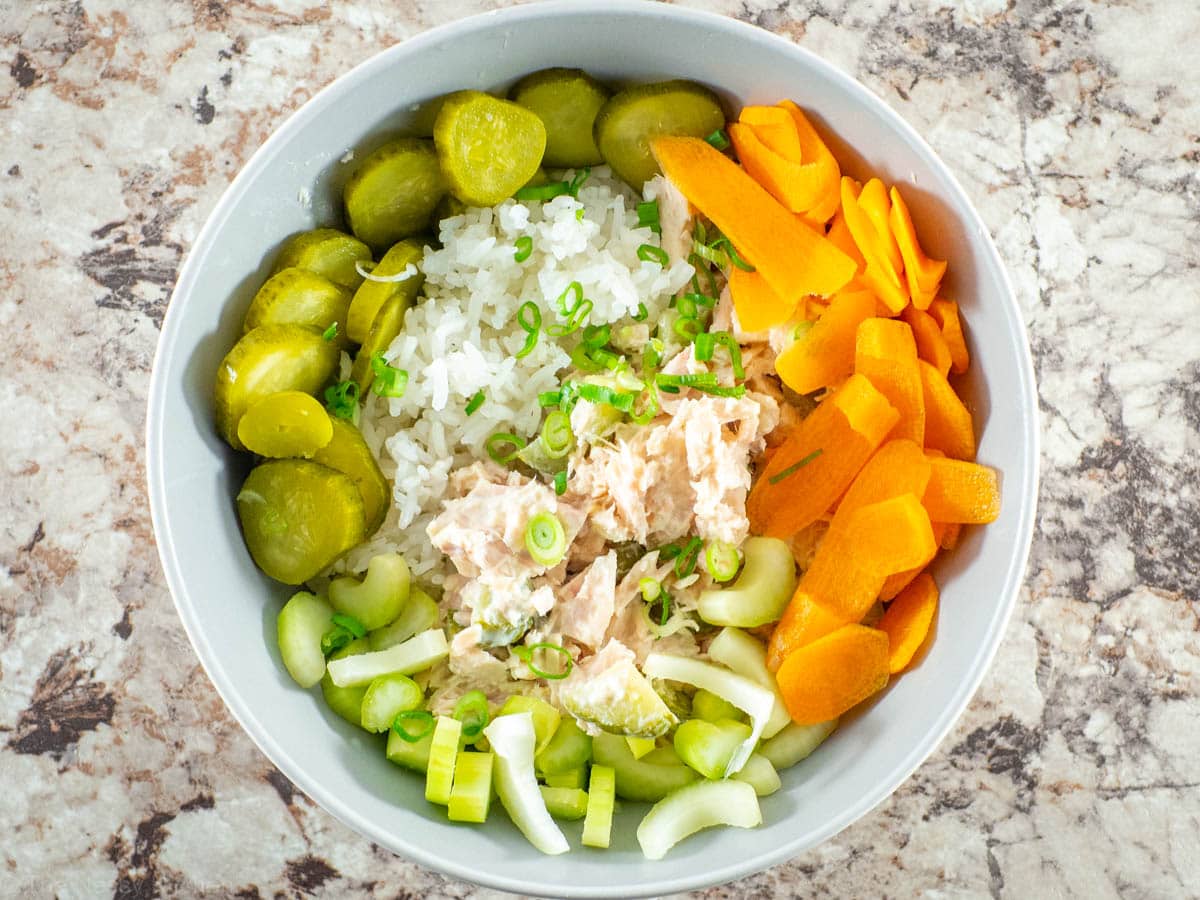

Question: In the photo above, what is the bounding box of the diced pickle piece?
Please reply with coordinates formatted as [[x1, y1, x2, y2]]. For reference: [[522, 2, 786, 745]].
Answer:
[[344, 138, 446, 250], [273, 227, 372, 289], [236, 459, 366, 585], [321, 637, 371, 727], [310, 418, 390, 535], [434, 91, 547, 206], [559, 644, 677, 738], [592, 731, 698, 803], [329, 553, 410, 630], [368, 586, 439, 651], [237, 390, 333, 459], [243, 268, 352, 348], [276, 591, 334, 688], [346, 239, 424, 344], [359, 672, 423, 733], [594, 80, 725, 189], [351, 294, 408, 396], [214, 324, 339, 450], [510, 68, 609, 167]]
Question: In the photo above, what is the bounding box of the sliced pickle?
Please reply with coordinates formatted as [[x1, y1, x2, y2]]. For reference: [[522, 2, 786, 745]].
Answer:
[[310, 418, 390, 536], [510, 68, 609, 168], [346, 239, 424, 344], [343, 138, 446, 250], [434, 91, 547, 206], [242, 268, 352, 349], [236, 459, 366, 585], [236, 390, 333, 459], [273, 228, 372, 290], [351, 293, 408, 396]]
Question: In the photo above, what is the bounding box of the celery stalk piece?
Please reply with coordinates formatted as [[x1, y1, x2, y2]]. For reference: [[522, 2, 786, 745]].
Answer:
[[642, 654, 775, 777], [359, 673, 423, 733], [535, 717, 593, 776], [386, 727, 434, 773], [758, 719, 838, 770], [498, 695, 562, 756], [448, 750, 494, 823], [582, 764, 616, 849], [483, 712, 569, 855], [328, 552, 411, 630], [425, 715, 463, 805], [691, 689, 745, 724], [539, 786, 589, 820], [592, 731, 698, 802], [276, 591, 334, 688], [368, 586, 439, 651], [732, 752, 781, 797], [326, 628, 448, 687], [544, 767, 587, 790], [696, 537, 797, 628], [321, 637, 370, 727], [673, 718, 753, 780], [636, 779, 761, 860], [626, 736, 656, 760], [706, 627, 791, 739]]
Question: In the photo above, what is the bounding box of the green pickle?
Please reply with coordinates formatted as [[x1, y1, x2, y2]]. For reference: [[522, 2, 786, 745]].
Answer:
[[434, 91, 547, 206], [273, 227, 372, 289], [593, 80, 726, 189], [346, 239, 424, 344], [321, 637, 371, 727], [310, 418, 391, 536], [344, 138, 446, 250], [510, 68, 609, 167], [242, 268, 352, 348], [236, 459, 366, 585], [236, 390, 333, 459], [351, 294, 409, 395]]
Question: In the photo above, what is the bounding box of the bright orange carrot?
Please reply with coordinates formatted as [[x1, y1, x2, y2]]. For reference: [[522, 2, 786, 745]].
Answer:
[[889, 187, 947, 309], [833, 438, 932, 520], [827, 207, 866, 274], [738, 105, 802, 161], [878, 573, 939, 673], [858, 178, 904, 272], [855, 318, 925, 445], [775, 624, 890, 724], [928, 298, 970, 374], [918, 360, 976, 460], [773, 289, 876, 394], [901, 306, 953, 378], [728, 266, 800, 332], [729, 119, 838, 219], [779, 101, 842, 223], [939, 522, 962, 550], [922, 456, 1001, 524], [840, 177, 908, 313]]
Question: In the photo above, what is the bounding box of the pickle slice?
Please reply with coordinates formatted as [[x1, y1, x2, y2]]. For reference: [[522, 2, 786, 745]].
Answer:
[[310, 418, 390, 536], [434, 91, 547, 206], [273, 228, 373, 290], [346, 239, 424, 344], [594, 80, 726, 189], [510, 68, 609, 168], [350, 293, 408, 395], [214, 324, 339, 450], [344, 138, 446, 250], [237, 390, 334, 459], [236, 459, 366, 585], [243, 267, 352, 349]]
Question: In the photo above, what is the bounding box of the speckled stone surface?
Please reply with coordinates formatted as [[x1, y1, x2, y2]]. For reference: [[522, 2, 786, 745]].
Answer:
[[2, 0, 1198, 897]]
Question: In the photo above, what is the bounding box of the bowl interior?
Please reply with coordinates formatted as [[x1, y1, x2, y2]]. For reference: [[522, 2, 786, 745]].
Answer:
[[147, 3, 1038, 896]]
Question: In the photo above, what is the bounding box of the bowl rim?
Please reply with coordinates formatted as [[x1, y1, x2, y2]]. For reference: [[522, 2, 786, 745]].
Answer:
[[146, 1, 1040, 894]]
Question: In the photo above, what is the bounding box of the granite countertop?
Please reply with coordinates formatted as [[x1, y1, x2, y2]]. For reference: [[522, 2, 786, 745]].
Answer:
[[2, 0, 1198, 896]]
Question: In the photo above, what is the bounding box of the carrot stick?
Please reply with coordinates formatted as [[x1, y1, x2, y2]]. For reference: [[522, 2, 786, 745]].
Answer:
[[854, 318, 925, 446], [901, 306, 953, 377], [918, 360, 976, 460], [727, 266, 800, 333], [839, 177, 908, 313], [928, 298, 970, 374], [922, 456, 1001, 524], [878, 573, 939, 673], [889, 187, 947, 310], [775, 624, 890, 724], [773, 289, 876, 394]]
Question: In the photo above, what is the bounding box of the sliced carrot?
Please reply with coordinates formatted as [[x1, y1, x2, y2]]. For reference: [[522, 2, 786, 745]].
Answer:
[[748, 374, 898, 539], [878, 519, 942, 601], [918, 360, 976, 460], [773, 289, 876, 394], [738, 105, 802, 162], [928, 298, 970, 374], [922, 456, 1001, 524], [779, 101, 842, 223], [651, 136, 856, 299], [840, 177, 908, 313], [728, 266, 800, 332], [729, 121, 837, 219], [834, 438, 931, 519], [858, 178, 904, 272], [901, 306, 953, 378], [854, 318, 925, 445], [889, 187, 947, 310], [939, 522, 962, 550], [826, 207, 866, 274], [765, 591, 846, 662], [775, 624, 890, 724], [878, 573, 939, 673]]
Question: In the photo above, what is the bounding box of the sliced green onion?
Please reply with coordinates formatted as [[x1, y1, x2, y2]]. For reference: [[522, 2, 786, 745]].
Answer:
[[486, 432, 527, 464], [453, 690, 491, 740], [555, 281, 584, 316], [515, 181, 571, 202], [540, 410, 574, 459], [330, 613, 366, 638], [637, 244, 669, 266], [710, 237, 756, 272], [705, 128, 731, 151], [687, 252, 720, 297], [553, 469, 568, 496], [570, 343, 621, 373], [525, 512, 567, 567], [547, 287, 592, 337], [319, 624, 353, 658], [516, 301, 541, 359], [704, 542, 742, 583], [768, 448, 823, 485], [567, 167, 591, 197], [324, 380, 360, 420], [674, 536, 703, 579], [673, 315, 703, 342], [657, 543, 682, 562], [656, 372, 719, 390], [642, 337, 664, 373], [575, 382, 635, 412], [676, 294, 699, 319], [514, 236, 534, 262], [639, 578, 662, 602], [581, 323, 611, 349], [694, 220, 708, 245], [713, 332, 746, 380], [629, 383, 660, 425], [369, 353, 409, 398], [636, 199, 661, 234], [684, 291, 716, 308], [690, 239, 728, 268], [392, 709, 435, 743], [513, 642, 574, 680], [694, 331, 716, 362], [465, 390, 485, 416], [694, 384, 746, 398], [633, 302, 650, 322], [538, 389, 562, 407], [322, 321, 339, 342], [575, 207, 585, 222]]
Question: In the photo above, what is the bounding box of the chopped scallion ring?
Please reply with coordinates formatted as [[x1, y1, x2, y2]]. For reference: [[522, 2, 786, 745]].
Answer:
[[637, 244, 670, 266], [370, 353, 409, 398], [676, 294, 699, 320], [633, 302, 650, 322], [705, 128, 731, 151], [657, 543, 683, 562], [513, 642, 574, 680], [392, 709, 435, 743], [320, 613, 365, 658], [575, 383, 635, 412], [453, 690, 490, 740], [556, 281, 584, 316], [516, 301, 542, 359], [687, 252, 720, 298], [673, 315, 703, 342], [515, 181, 572, 202], [330, 613, 367, 638], [636, 199, 661, 234], [553, 469, 568, 496], [322, 322, 339, 342], [567, 167, 591, 197], [525, 512, 567, 567], [324, 379, 360, 420], [656, 372, 719, 390], [684, 291, 716, 309], [540, 410, 575, 459], [639, 578, 663, 602], [674, 536, 703, 579], [538, 389, 562, 408], [486, 432, 527, 465], [629, 383, 660, 425], [514, 236, 534, 262], [465, 390, 485, 416], [768, 448, 824, 485], [704, 542, 742, 583], [694, 331, 715, 362], [710, 237, 756, 272], [712, 332, 746, 381], [581, 323, 611, 349]]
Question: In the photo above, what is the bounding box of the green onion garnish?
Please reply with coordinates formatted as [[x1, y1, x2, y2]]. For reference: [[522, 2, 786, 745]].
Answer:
[[713, 332, 746, 380], [540, 410, 575, 459], [392, 709, 435, 743], [567, 167, 591, 197], [636, 199, 661, 234], [581, 323, 611, 349], [486, 432, 527, 464], [639, 578, 662, 602], [705, 128, 731, 151], [538, 389, 562, 407], [710, 237, 756, 272], [320, 611, 367, 657], [575, 383, 635, 412], [704, 542, 741, 582], [465, 390, 485, 416], [516, 301, 542, 358], [687, 251, 720, 297], [674, 536, 703, 579], [553, 469, 568, 496], [525, 511, 567, 567], [570, 343, 621, 373], [453, 690, 490, 740], [629, 384, 660, 426], [695, 384, 746, 398], [684, 291, 716, 309], [658, 592, 671, 626], [637, 244, 670, 266], [369, 353, 409, 398], [514, 236, 534, 262], [768, 448, 824, 485], [633, 302, 649, 322], [657, 543, 682, 561], [331, 613, 366, 638], [656, 372, 719, 390], [515, 181, 571, 202], [642, 337, 664, 373], [547, 299, 593, 337], [324, 380, 360, 420], [556, 282, 584, 316], [322, 322, 339, 342], [694, 331, 716, 362], [673, 315, 703, 342], [513, 642, 574, 680]]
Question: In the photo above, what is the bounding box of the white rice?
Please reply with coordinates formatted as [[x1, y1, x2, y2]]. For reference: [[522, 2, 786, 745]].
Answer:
[[349, 168, 694, 582]]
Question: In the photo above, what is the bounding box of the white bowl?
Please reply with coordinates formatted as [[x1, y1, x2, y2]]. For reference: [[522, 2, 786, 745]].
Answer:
[[146, 2, 1039, 895]]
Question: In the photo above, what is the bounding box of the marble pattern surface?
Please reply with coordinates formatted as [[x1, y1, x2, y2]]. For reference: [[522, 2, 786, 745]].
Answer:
[[1, 0, 1198, 896]]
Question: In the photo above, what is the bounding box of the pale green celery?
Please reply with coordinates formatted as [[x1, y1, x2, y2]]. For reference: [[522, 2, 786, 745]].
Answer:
[[277, 591, 334, 688], [535, 717, 592, 776], [758, 720, 838, 770], [359, 673, 423, 733], [732, 752, 781, 797], [673, 718, 753, 780], [539, 786, 588, 820], [326, 628, 448, 687], [691, 689, 745, 724], [385, 727, 434, 773], [592, 731, 698, 802], [484, 712, 569, 855], [626, 736, 656, 760], [447, 750, 494, 823], [636, 780, 762, 860], [706, 627, 791, 739], [642, 654, 775, 777], [499, 695, 561, 757], [368, 587, 440, 651], [696, 537, 797, 628], [320, 637, 371, 727], [425, 716, 463, 805], [582, 765, 616, 849], [329, 552, 411, 630], [544, 767, 587, 789]]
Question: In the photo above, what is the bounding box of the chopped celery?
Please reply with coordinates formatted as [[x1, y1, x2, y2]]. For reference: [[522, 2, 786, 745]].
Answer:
[[691, 689, 745, 724], [535, 717, 593, 776], [320, 637, 370, 727], [386, 727, 434, 773], [368, 586, 439, 651], [592, 731, 698, 802], [642, 654, 775, 777], [759, 719, 838, 770], [626, 736, 657, 760], [425, 716, 462, 805], [359, 673, 423, 733], [673, 718, 753, 780], [706, 627, 791, 739], [636, 779, 762, 860], [732, 752, 781, 797], [484, 712, 569, 855], [498, 695, 561, 756], [328, 553, 411, 630], [544, 767, 587, 789], [276, 591, 334, 688], [448, 750, 494, 823], [539, 786, 588, 820], [326, 628, 448, 687], [697, 537, 797, 628], [581, 764, 616, 849]]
